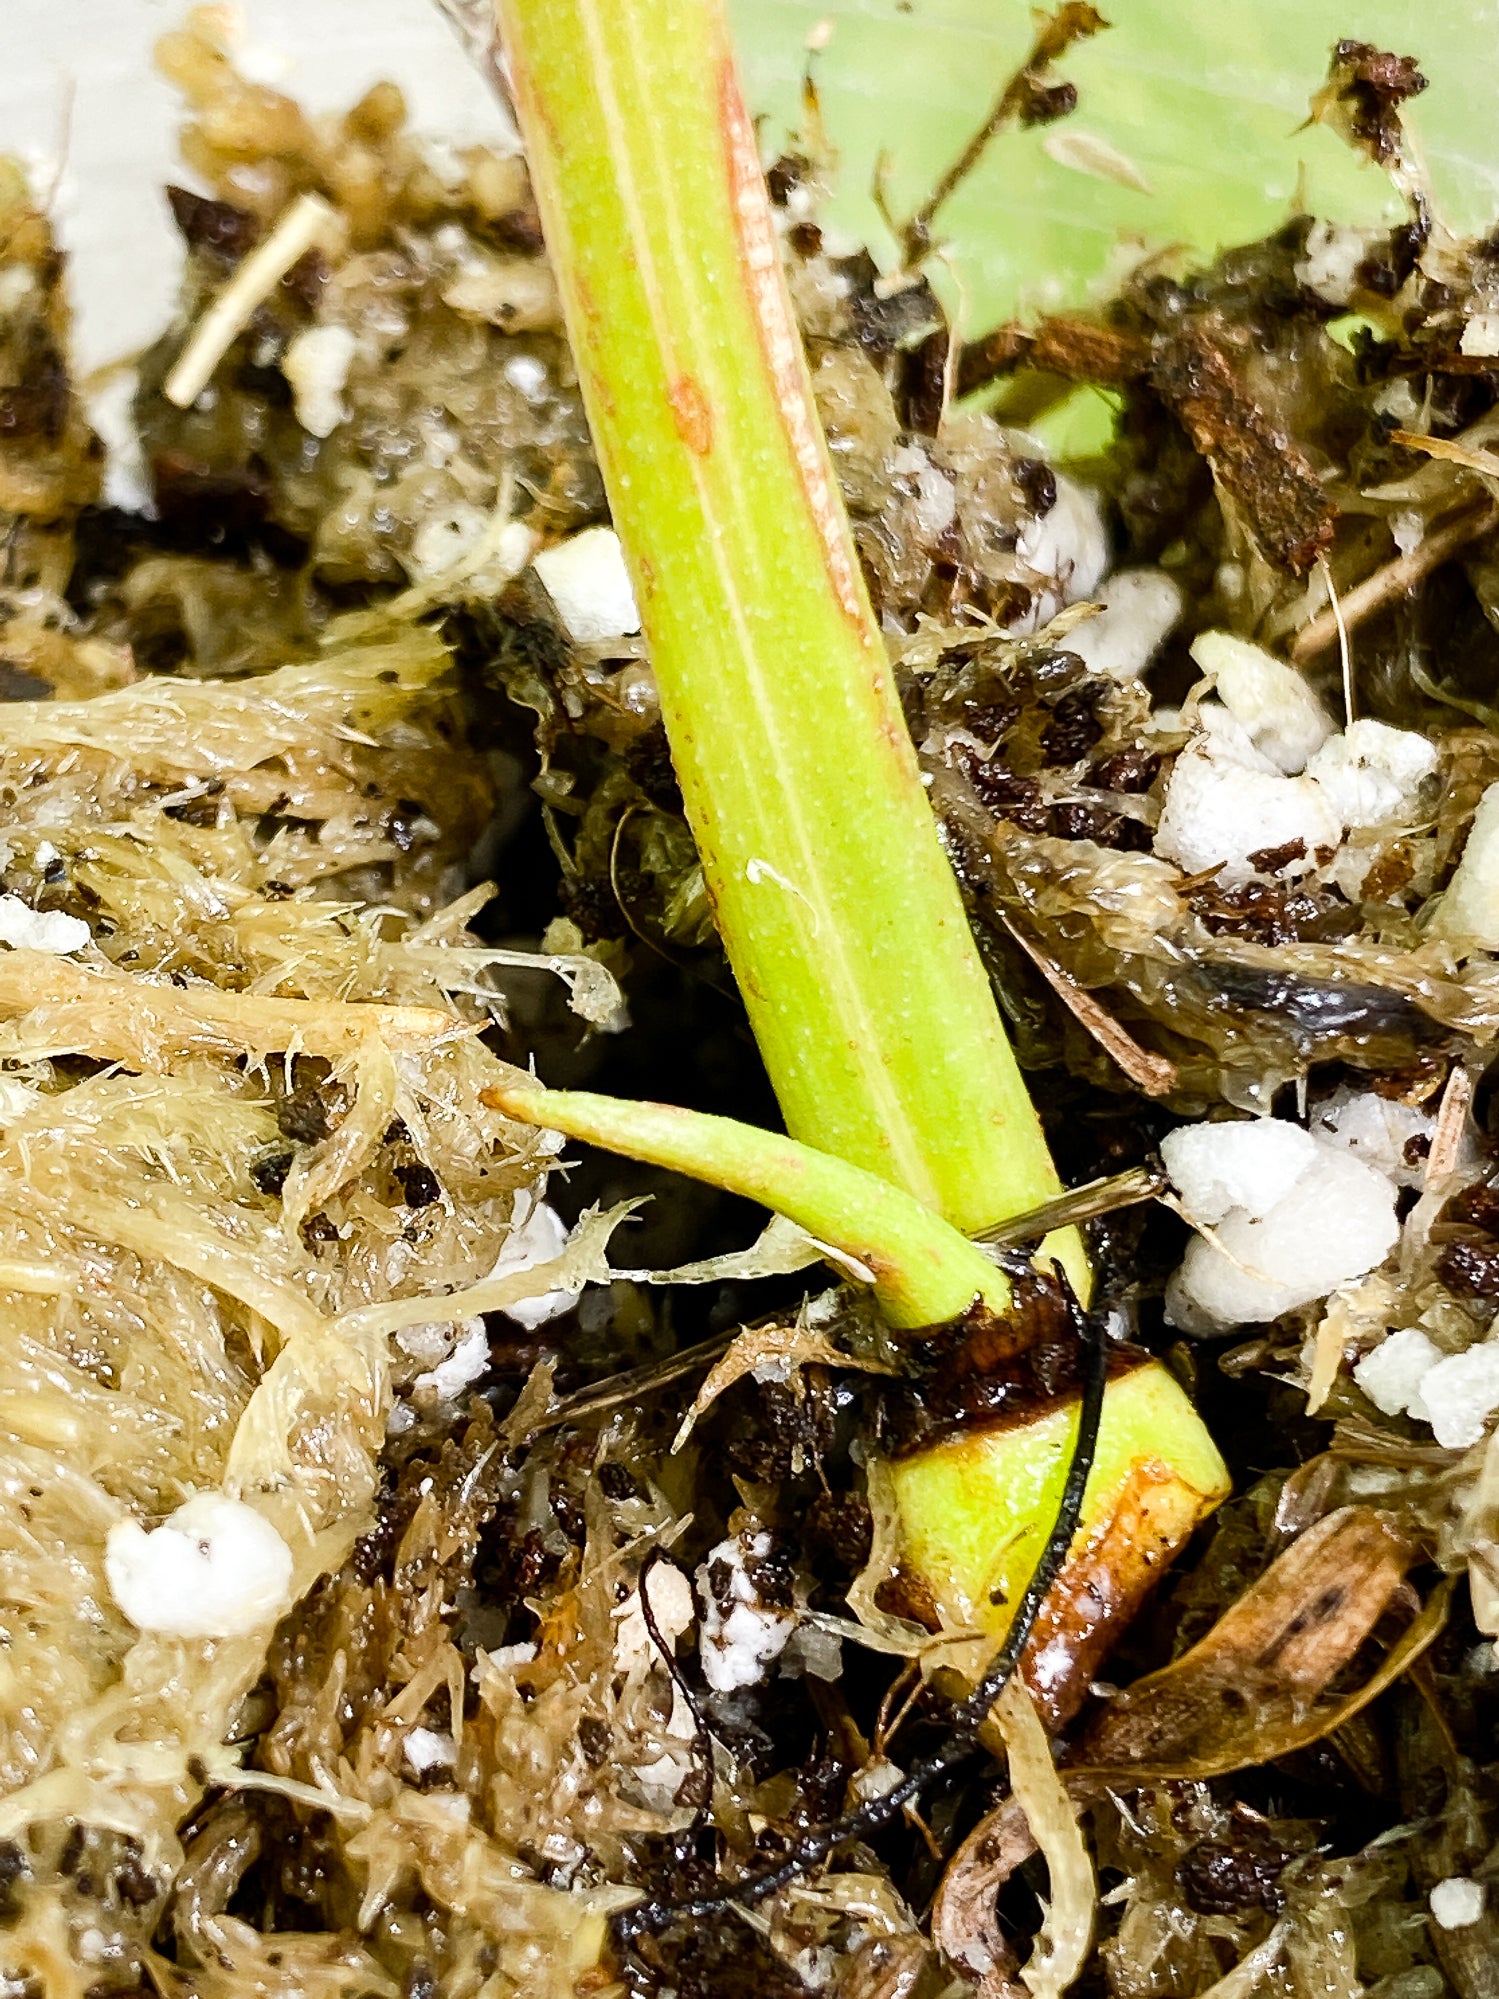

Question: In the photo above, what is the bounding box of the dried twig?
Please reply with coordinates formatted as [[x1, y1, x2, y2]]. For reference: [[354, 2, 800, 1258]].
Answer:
[[1291, 498, 1499, 660], [1001, 914, 1178, 1096], [902, 5, 1107, 262]]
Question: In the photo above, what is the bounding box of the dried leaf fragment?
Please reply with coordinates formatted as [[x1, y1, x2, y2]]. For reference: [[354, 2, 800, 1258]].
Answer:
[[1389, 428, 1499, 481], [1078, 1505, 1428, 1776], [932, 1793, 1034, 1999], [933, 1693, 1096, 1999], [935, 1526, 1445, 1991]]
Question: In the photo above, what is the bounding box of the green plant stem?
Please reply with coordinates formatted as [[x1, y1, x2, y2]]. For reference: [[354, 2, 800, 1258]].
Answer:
[[495, 0, 1073, 1257], [492, 0, 1228, 1732], [485, 1081, 1009, 1328]]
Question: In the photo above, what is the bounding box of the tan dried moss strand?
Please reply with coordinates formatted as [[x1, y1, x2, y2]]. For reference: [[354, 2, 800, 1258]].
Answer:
[[0, 952, 460, 1066]]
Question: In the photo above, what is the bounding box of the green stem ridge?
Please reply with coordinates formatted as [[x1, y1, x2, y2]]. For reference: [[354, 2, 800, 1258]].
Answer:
[[496, 0, 1071, 1248], [484, 1081, 1009, 1329]]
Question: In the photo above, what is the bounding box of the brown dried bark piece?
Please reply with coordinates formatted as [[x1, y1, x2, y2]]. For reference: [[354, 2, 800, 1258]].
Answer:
[[954, 322, 1033, 396], [1446, 1180, 1499, 1234], [1031, 316, 1151, 384], [1152, 321, 1337, 573], [165, 185, 261, 262], [956, 315, 1151, 398], [932, 1795, 1040, 1999], [900, 324, 951, 436]]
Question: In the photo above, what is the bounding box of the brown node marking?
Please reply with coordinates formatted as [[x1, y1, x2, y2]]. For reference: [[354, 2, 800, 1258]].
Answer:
[[666, 373, 713, 455]]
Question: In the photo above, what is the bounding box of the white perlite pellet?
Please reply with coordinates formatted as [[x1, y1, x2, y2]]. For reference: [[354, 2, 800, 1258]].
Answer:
[[1164, 1119, 1399, 1333], [696, 1531, 796, 1693], [0, 897, 90, 954], [1310, 1087, 1434, 1189], [1304, 719, 1437, 829], [1162, 1119, 1317, 1226], [105, 1491, 294, 1639], [489, 1194, 579, 1329], [1430, 1878, 1486, 1929], [282, 323, 356, 438], [532, 527, 641, 644], [1191, 630, 1333, 774], [1435, 781, 1499, 951], [404, 1726, 457, 1775], [1065, 567, 1182, 683], [1417, 1343, 1499, 1451], [1354, 1326, 1442, 1420]]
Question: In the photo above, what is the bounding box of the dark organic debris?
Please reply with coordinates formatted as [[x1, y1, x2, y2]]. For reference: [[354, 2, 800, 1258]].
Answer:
[[1151, 320, 1337, 574]]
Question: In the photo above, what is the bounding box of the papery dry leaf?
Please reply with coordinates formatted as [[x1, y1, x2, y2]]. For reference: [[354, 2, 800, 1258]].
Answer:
[[933, 1788, 1037, 1999], [1078, 1507, 1438, 1777], [937, 1516, 1444, 1990], [845, 1457, 958, 1660], [611, 1211, 836, 1290]]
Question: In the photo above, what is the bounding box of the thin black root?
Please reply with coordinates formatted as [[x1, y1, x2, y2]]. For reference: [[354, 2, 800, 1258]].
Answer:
[[613, 1265, 1109, 1941], [638, 1544, 717, 1832]]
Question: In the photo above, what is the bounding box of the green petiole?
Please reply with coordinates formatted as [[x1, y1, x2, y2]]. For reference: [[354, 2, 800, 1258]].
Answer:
[[484, 1080, 1009, 1329]]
